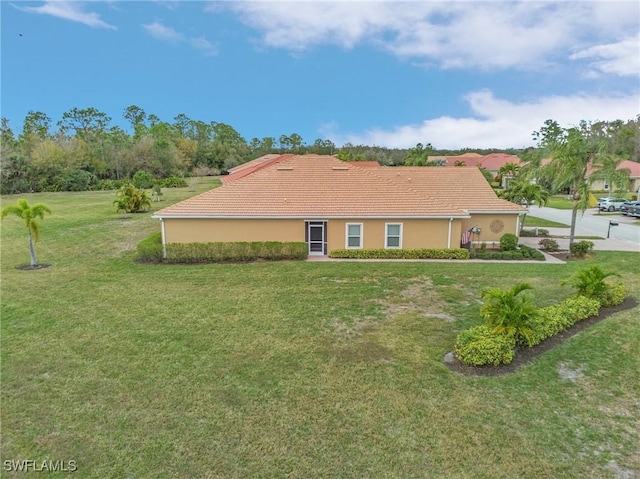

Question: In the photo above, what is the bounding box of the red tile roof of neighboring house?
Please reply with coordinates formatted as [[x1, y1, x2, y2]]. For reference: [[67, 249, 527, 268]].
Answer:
[[619, 160, 640, 177], [155, 155, 525, 218], [427, 153, 521, 170]]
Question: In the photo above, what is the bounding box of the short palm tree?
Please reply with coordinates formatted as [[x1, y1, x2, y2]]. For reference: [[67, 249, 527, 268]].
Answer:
[[562, 266, 619, 305], [480, 283, 538, 346], [1, 198, 52, 266]]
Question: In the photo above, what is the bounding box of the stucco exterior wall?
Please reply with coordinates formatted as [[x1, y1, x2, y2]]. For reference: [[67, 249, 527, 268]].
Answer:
[[461, 214, 521, 246], [163, 218, 305, 244], [326, 218, 456, 250], [161, 215, 519, 251]]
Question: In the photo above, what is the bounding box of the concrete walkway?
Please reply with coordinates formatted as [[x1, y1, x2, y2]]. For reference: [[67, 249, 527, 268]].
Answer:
[[519, 227, 640, 253]]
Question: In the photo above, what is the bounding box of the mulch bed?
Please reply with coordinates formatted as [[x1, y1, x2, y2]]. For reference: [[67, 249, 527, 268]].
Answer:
[[444, 296, 639, 377]]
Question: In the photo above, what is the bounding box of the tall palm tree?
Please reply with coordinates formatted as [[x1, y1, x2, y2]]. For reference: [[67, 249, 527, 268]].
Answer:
[[539, 126, 629, 246], [1, 198, 52, 266], [499, 179, 550, 231], [480, 282, 538, 346]]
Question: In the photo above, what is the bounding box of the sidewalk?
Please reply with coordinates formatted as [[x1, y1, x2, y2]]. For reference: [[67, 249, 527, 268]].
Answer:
[[520, 227, 640, 252]]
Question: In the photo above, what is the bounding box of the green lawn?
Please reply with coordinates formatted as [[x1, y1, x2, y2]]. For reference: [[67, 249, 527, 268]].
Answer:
[[2, 184, 639, 479], [545, 196, 575, 209], [523, 215, 569, 228]]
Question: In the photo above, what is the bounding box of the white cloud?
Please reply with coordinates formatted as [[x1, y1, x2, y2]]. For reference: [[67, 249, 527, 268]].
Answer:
[[335, 90, 640, 149], [218, 1, 639, 74], [570, 35, 640, 78], [142, 22, 218, 56], [17, 1, 116, 29], [142, 22, 184, 42]]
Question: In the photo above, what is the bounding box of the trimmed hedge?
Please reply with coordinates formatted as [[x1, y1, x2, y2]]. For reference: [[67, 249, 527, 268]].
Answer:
[[329, 248, 469, 260], [454, 325, 516, 366], [469, 245, 545, 261], [136, 234, 307, 263], [526, 296, 601, 347], [455, 295, 604, 366]]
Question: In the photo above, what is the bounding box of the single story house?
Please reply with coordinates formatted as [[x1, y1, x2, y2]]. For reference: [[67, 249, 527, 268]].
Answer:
[[153, 155, 527, 256], [587, 160, 640, 194]]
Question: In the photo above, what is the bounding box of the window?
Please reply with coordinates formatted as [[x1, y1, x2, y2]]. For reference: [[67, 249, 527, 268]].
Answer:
[[346, 223, 362, 248], [386, 223, 402, 248]]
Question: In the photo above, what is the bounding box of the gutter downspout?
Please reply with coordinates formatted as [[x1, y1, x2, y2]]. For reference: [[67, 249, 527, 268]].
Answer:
[[160, 218, 167, 260], [515, 214, 521, 235], [447, 218, 453, 248]]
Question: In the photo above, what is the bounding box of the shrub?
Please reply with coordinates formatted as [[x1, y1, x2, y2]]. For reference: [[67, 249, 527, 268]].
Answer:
[[499, 233, 518, 251], [159, 176, 188, 188], [54, 169, 96, 191], [562, 265, 620, 306], [528, 296, 601, 346], [132, 170, 154, 189], [569, 240, 594, 258], [538, 238, 559, 252], [520, 228, 550, 237], [114, 183, 152, 214], [481, 283, 538, 346], [455, 325, 516, 366], [135, 239, 308, 263], [94, 179, 127, 191], [603, 282, 627, 307], [328, 248, 469, 260], [136, 233, 164, 262]]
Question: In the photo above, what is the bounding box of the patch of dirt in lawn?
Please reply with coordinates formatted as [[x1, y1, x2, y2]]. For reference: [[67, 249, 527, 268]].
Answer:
[[444, 297, 639, 376], [373, 276, 457, 322]]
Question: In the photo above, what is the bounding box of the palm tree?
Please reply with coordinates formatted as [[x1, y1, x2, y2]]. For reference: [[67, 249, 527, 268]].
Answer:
[[1, 198, 52, 266], [499, 179, 550, 231], [537, 124, 629, 246], [480, 283, 538, 346], [562, 266, 619, 305]]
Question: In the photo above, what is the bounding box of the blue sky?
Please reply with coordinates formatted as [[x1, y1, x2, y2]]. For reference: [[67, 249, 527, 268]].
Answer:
[[2, 1, 639, 149]]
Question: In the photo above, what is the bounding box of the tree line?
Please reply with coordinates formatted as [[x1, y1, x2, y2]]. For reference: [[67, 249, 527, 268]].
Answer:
[[1, 105, 638, 195]]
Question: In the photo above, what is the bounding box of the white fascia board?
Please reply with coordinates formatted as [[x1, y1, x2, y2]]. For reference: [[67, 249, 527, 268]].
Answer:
[[153, 214, 472, 220]]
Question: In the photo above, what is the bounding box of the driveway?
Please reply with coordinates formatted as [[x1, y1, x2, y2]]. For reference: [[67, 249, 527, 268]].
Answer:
[[525, 206, 640, 252]]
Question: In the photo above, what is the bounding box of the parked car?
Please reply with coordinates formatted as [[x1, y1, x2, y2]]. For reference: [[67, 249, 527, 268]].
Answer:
[[620, 200, 640, 216], [629, 203, 640, 218], [598, 197, 627, 212]]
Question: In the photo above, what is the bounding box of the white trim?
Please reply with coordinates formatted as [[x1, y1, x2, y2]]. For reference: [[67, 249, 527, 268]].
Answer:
[[152, 214, 471, 220], [345, 222, 363, 249], [160, 218, 167, 259], [385, 223, 403, 249], [447, 218, 453, 248], [466, 210, 526, 215]]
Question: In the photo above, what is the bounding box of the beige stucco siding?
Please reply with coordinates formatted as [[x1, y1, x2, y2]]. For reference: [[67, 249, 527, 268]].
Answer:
[[462, 214, 521, 245], [327, 218, 457, 251], [163, 218, 304, 244]]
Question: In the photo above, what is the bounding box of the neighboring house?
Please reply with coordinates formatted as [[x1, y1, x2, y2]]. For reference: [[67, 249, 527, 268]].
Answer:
[[154, 155, 527, 256], [588, 160, 640, 193], [427, 152, 522, 180]]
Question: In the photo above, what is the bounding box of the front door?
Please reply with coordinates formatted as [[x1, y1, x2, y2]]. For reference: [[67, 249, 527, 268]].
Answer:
[[307, 221, 326, 255]]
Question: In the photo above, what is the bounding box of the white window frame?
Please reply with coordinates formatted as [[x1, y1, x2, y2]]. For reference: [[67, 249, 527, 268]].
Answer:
[[385, 223, 403, 249], [345, 223, 363, 249]]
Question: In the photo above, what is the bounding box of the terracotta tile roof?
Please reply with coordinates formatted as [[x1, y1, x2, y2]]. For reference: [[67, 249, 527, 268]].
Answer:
[[222, 154, 294, 184], [375, 167, 525, 212], [156, 155, 525, 218], [618, 160, 640, 177], [350, 161, 382, 168]]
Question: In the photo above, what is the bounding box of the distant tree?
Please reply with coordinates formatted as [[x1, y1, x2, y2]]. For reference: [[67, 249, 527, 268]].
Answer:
[[404, 143, 432, 166], [1, 199, 52, 266]]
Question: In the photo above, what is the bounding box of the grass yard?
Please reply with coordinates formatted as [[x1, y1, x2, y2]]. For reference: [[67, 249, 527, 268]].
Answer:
[[522, 215, 569, 228], [2, 183, 639, 479]]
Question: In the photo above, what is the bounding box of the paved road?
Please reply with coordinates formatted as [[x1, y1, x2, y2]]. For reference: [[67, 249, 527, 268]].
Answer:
[[525, 205, 640, 252]]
